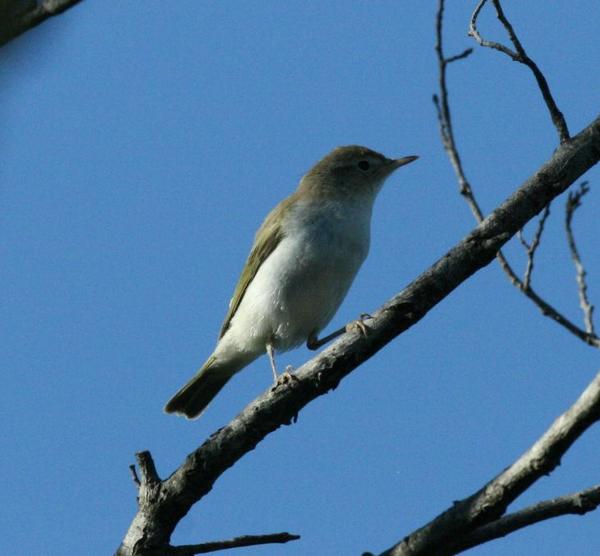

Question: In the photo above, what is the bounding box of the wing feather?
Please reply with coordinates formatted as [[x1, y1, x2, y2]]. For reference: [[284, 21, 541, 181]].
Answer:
[[218, 195, 294, 339]]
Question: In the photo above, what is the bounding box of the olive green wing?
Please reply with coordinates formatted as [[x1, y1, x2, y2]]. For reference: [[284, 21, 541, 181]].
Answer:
[[218, 197, 291, 339]]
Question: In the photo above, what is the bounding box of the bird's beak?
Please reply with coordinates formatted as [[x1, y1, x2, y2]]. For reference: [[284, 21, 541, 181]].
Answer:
[[390, 155, 419, 169]]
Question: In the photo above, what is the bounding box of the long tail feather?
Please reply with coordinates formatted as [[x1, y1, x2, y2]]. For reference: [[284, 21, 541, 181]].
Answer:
[[164, 356, 237, 419]]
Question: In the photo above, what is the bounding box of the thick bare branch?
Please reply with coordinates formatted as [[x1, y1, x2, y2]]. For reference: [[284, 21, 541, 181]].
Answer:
[[566, 182, 596, 336], [136, 451, 161, 486], [451, 485, 600, 554], [117, 114, 600, 555], [468, 0, 570, 143], [379, 370, 600, 555], [0, 0, 82, 47], [435, 0, 599, 348]]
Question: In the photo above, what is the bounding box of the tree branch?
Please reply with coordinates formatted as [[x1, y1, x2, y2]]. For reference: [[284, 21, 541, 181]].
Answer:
[[379, 369, 600, 555], [0, 0, 83, 47], [565, 182, 596, 336], [468, 0, 570, 143], [129, 464, 141, 488], [435, 0, 599, 348], [433, 0, 475, 208], [518, 204, 551, 290], [450, 485, 600, 554], [117, 114, 600, 555], [169, 533, 300, 555]]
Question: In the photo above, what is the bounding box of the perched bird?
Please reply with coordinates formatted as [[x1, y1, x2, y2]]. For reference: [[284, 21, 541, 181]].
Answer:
[[165, 145, 418, 419]]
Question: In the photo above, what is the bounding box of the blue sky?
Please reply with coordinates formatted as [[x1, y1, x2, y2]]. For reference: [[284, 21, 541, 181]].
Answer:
[[2, 2, 599, 555]]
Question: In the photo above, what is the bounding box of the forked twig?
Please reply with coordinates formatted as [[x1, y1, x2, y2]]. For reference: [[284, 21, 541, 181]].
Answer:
[[469, 0, 570, 143], [518, 204, 551, 290], [434, 0, 599, 348], [566, 182, 596, 335], [433, 0, 476, 211]]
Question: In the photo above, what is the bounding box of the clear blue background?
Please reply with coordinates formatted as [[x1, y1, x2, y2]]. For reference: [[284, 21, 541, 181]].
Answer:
[[2, 2, 599, 555]]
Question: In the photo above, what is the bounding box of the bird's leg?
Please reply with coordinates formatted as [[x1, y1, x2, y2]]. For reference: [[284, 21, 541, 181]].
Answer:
[[266, 342, 279, 384], [306, 314, 373, 351], [307, 328, 345, 350], [267, 344, 298, 390]]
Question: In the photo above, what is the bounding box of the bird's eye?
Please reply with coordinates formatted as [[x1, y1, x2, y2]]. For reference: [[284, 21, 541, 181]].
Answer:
[[358, 160, 370, 171]]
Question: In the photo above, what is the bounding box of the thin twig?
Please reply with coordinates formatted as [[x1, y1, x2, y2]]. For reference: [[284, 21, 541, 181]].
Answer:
[[435, 0, 599, 348], [468, 0, 570, 143], [451, 484, 600, 553], [521, 204, 551, 289], [433, 0, 478, 217], [170, 533, 300, 555], [128, 464, 141, 487], [566, 182, 596, 335]]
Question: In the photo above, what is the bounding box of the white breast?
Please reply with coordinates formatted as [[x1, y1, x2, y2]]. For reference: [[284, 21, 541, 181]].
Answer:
[[222, 197, 374, 356]]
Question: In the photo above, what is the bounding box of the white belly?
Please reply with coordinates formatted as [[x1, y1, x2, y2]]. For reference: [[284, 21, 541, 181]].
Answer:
[[221, 199, 372, 355]]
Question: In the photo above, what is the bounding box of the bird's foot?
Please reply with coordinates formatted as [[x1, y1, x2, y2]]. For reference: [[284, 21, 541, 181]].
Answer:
[[345, 313, 373, 337], [270, 366, 298, 391]]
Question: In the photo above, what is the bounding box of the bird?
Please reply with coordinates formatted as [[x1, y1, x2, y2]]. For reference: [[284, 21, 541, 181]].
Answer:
[[164, 145, 418, 419]]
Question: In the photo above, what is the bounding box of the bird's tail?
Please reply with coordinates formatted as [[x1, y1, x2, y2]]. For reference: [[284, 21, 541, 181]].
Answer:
[[164, 355, 239, 419]]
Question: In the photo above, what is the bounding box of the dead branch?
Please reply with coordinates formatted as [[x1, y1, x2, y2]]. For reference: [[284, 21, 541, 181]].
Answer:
[[566, 182, 596, 335], [518, 204, 551, 290], [468, 0, 569, 143], [169, 533, 300, 555], [434, 0, 599, 348]]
